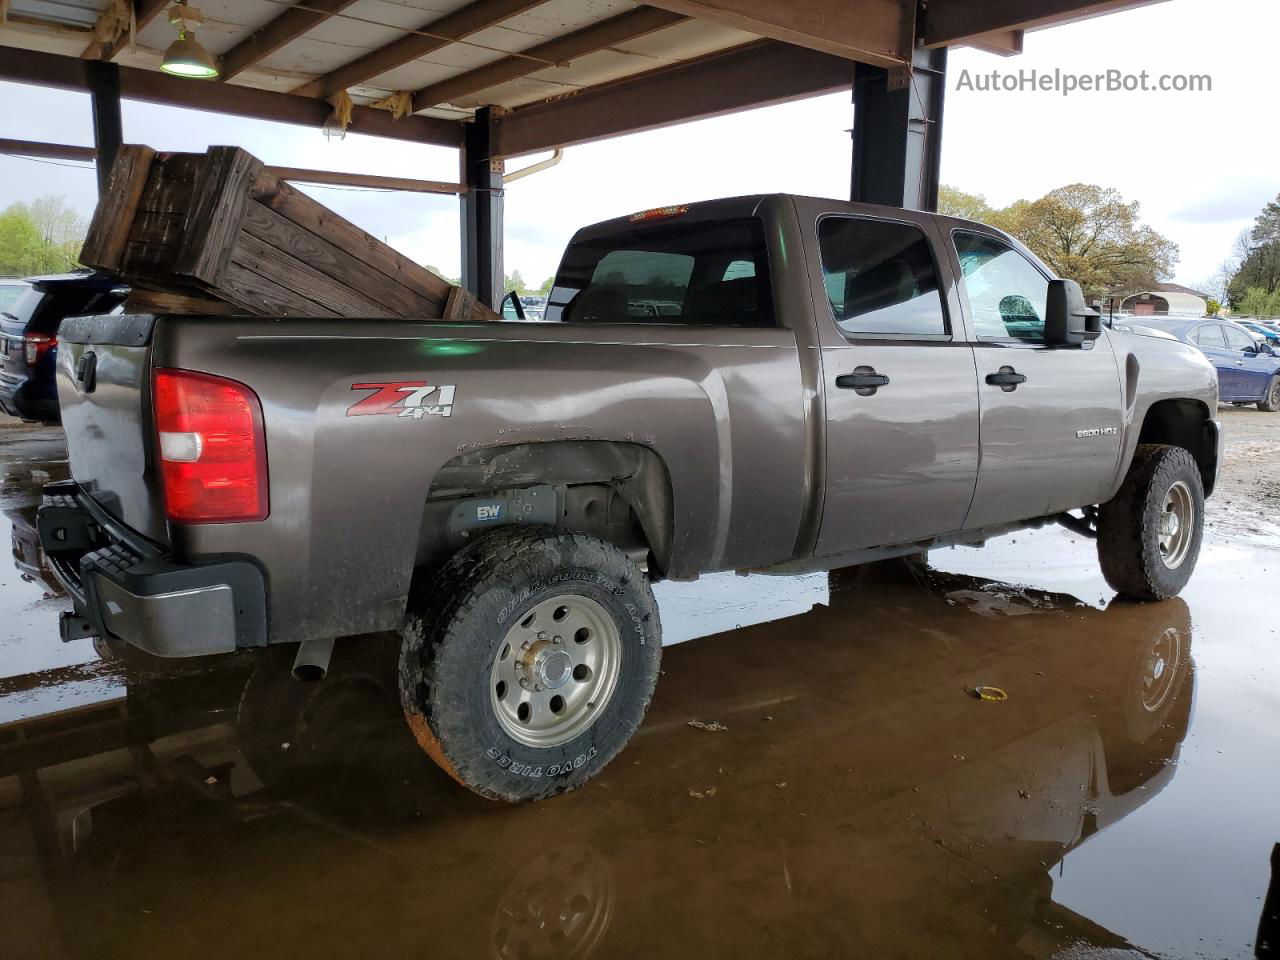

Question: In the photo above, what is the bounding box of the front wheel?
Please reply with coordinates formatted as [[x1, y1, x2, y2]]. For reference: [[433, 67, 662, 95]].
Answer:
[[1096, 444, 1204, 600], [399, 527, 662, 802], [1259, 376, 1280, 412]]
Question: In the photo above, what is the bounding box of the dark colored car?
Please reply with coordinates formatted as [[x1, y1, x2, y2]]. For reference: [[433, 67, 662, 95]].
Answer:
[[0, 272, 126, 422], [1129, 316, 1280, 410]]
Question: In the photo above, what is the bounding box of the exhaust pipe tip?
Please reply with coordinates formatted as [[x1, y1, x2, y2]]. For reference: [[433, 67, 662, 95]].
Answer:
[[292, 636, 335, 682]]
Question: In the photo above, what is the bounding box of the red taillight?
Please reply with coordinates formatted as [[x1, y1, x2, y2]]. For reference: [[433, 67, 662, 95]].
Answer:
[[23, 333, 55, 366], [153, 368, 268, 523]]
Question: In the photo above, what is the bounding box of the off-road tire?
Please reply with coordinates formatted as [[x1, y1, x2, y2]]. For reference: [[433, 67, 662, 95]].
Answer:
[[1097, 444, 1204, 601], [398, 526, 661, 802], [1259, 376, 1280, 412]]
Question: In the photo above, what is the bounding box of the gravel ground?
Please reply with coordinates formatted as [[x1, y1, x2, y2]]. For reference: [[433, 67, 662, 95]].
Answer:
[[1208, 404, 1280, 546]]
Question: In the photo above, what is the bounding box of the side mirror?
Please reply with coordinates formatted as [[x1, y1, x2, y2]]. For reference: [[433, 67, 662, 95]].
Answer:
[[500, 291, 526, 321], [1045, 279, 1103, 347]]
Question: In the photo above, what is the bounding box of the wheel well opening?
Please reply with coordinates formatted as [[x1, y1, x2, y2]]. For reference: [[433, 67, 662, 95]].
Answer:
[[418, 441, 675, 576], [1137, 399, 1217, 496]]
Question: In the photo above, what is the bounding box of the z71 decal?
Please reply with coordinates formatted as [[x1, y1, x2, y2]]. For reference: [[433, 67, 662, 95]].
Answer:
[[347, 381, 456, 419]]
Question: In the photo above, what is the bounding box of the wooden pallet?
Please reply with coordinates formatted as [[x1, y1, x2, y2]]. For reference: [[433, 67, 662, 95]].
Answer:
[[81, 145, 496, 321]]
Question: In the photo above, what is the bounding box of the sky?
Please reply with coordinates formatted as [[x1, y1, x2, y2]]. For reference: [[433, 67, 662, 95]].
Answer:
[[0, 0, 1275, 291]]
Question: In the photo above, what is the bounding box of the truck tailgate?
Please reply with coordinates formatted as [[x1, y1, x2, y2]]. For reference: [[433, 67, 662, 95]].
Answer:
[[56, 314, 168, 544]]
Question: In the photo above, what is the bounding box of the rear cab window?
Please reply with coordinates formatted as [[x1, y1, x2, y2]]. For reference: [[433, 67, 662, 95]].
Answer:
[[547, 217, 774, 327], [816, 216, 949, 339]]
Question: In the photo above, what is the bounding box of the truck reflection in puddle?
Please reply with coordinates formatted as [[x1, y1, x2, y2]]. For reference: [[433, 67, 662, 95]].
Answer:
[[1, 556, 1197, 959]]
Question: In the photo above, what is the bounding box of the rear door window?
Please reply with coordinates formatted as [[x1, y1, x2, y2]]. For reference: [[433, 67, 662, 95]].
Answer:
[[547, 217, 774, 327], [817, 217, 948, 338]]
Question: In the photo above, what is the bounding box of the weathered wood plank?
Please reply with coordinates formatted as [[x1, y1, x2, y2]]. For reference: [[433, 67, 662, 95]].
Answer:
[[134, 154, 200, 215], [240, 201, 433, 318], [249, 171, 453, 308], [173, 146, 264, 287], [123, 288, 234, 315], [229, 233, 395, 318], [80, 145, 154, 272], [220, 262, 331, 317], [444, 286, 480, 320]]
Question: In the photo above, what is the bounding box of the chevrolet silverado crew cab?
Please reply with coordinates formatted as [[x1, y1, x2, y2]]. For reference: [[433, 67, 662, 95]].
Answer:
[[39, 196, 1221, 802]]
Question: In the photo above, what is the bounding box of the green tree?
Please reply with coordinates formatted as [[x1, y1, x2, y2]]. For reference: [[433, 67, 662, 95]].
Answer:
[[1205, 299, 1221, 316], [536, 276, 554, 296], [1238, 287, 1280, 318], [1002, 185, 1177, 299], [938, 185, 995, 223], [1227, 197, 1280, 307], [0, 198, 86, 276], [504, 269, 529, 295], [939, 184, 1177, 299]]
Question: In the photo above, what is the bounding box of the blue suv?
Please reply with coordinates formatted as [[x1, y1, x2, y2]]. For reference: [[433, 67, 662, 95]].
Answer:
[[0, 272, 127, 423]]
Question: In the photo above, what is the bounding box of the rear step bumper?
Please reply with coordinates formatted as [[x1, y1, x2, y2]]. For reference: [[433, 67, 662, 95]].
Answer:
[[37, 481, 267, 657]]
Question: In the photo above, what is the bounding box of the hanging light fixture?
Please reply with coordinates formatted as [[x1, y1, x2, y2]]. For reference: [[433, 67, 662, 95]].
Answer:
[[161, 3, 218, 78]]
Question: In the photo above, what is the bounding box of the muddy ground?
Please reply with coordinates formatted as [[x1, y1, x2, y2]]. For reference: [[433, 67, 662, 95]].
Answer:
[[1, 410, 1278, 960]]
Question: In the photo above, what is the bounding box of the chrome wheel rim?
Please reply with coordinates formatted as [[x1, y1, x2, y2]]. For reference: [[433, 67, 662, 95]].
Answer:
[[1140, 626, 1182, 713], [1158, 480, 1195, 570], [490, 594, 622, 748]]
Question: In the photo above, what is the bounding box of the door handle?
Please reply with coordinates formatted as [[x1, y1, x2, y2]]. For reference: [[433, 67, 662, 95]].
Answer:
[[836, 367, 890, 395], [985, 366, 1027, 392]]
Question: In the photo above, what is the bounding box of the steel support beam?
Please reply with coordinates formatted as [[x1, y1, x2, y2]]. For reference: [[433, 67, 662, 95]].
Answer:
[[492, 40, 855, 159], [87, 61, 122, 193], [0, 48, 463, 148], [461, 108, 504, 310], [850, 46, 946, 212]]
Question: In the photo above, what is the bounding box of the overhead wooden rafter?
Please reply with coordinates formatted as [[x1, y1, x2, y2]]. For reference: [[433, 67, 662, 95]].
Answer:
[[0, 48, 462, 147], [492, 39, 855, 158], [638, 0, 912, 66], [411, 7, 688, 114], [290, 0, 549, 101], [219, 0, 362, 82], [81, 0, 169, 61], [919, 0, 1168, 47]]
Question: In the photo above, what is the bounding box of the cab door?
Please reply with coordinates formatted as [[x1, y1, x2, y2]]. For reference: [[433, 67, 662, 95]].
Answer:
[[946, 229, 1124, 529], [1222, 323, 1275, 401], [802, 203, 980, 556]]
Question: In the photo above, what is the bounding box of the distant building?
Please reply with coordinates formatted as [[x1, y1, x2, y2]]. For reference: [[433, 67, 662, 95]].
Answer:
[[1105, 283, 1210, 318]]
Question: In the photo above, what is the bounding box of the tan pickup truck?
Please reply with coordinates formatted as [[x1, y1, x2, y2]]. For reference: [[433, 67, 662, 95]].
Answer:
[[39, 195, 1220, 800]]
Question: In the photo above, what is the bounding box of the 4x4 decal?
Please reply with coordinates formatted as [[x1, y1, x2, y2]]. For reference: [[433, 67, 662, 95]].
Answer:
[[348, 381, 456, 419]]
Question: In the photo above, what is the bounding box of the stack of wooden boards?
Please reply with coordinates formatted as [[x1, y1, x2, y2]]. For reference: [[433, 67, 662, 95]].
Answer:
[[80, 144, 496, 321]]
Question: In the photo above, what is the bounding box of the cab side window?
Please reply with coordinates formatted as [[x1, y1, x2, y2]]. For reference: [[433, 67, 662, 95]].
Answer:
[[817, 217, 948, 338], [953, 232, 1051, 342]]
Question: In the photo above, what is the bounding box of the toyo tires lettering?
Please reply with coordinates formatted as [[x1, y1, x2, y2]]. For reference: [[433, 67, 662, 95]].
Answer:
[[486, 745, 598, 777]]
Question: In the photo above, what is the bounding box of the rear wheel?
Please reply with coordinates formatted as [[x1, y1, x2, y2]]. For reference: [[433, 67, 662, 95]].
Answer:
[[1259, 376, 1280, 412], [399, 526, 661, 802], [1096, 444, 1204, 600]]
